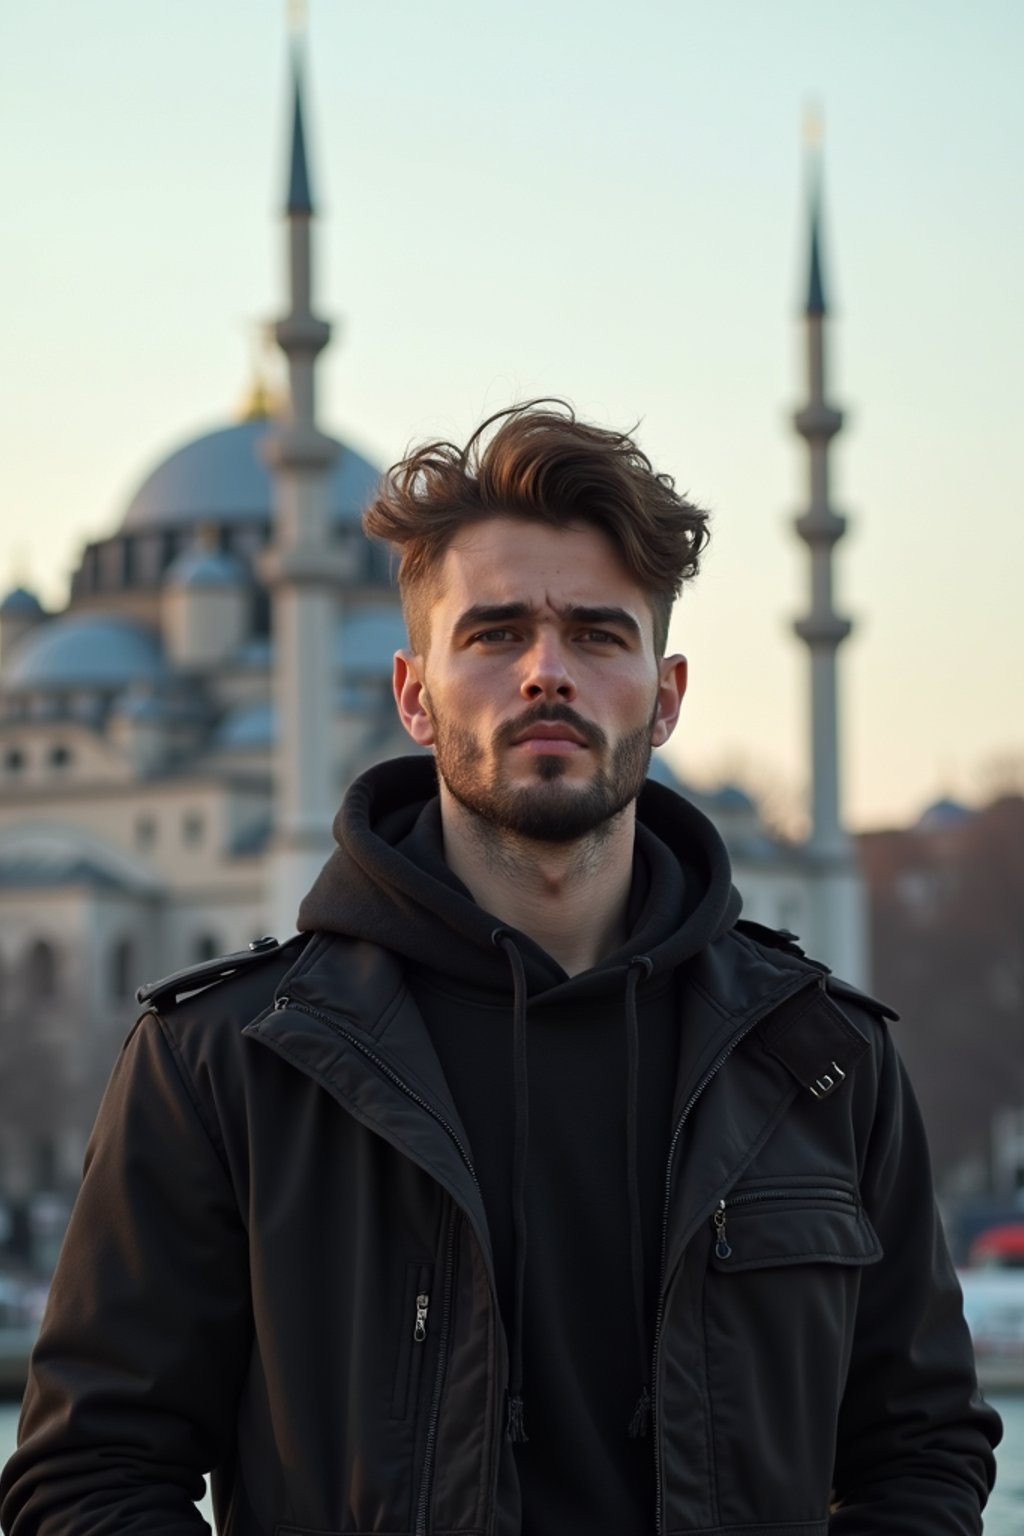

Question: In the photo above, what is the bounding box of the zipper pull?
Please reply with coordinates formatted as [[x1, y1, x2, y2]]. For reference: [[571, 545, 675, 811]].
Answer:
[[713, 1200, 732, 1260], [414, 1293, 429, 1343]]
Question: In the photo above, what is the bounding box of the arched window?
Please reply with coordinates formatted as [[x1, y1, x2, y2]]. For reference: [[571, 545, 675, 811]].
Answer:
[[3, 747, 25, 773], [48, 743, 73, 770], [182, 812, 204, 847], [25, 939, 58, 1001], [193, 933, 221, 964], [136, 814, 157, 850], [110, 937, 136, 1001]]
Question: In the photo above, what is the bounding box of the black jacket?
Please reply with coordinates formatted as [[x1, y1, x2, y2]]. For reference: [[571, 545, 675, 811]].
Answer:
[[0, 765, 1000, 1535]]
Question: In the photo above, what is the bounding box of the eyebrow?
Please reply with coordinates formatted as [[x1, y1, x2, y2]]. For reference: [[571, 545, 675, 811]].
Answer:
[[452, 601, 642, 641]]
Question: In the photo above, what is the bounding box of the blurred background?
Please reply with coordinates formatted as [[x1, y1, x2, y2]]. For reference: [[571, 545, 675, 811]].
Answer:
[[0, 0, 1021, 1521]]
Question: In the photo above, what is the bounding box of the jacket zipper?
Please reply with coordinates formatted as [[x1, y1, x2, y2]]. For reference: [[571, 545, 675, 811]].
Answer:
[[651, 976, 817, 1535], [712, 1186, 858, 1260], [272, 995, 482, 1535], [415, 1202, 458, 1536]]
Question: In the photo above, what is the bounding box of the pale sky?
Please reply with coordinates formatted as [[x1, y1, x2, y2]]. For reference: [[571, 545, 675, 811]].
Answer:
[[2, 0, 1022, 830]]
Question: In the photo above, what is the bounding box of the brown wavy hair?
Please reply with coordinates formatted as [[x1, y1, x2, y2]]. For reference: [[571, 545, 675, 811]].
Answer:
[[362, 400, 711, 655]]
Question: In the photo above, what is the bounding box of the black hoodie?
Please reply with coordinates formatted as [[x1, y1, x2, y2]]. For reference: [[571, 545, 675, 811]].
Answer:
[[299, 756, 741, 1536]]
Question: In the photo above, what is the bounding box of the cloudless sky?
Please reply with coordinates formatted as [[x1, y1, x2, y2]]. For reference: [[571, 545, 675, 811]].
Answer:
[[2, 0, 1022, 829]]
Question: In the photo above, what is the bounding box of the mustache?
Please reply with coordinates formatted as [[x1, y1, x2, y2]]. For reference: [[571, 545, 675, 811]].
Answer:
[[493, 703, 607, 752]]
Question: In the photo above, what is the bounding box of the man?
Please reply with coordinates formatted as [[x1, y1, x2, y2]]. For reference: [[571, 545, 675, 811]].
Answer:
[[1, 402, 1000, 1533]]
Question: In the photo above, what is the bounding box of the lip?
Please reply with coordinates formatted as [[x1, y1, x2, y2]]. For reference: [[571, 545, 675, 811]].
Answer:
[[510, 723, 589, 750]]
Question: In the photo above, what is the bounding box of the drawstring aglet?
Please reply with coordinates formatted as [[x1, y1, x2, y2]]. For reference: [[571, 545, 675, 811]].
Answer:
[[506, 1391, 528, 1443], [628, 1385, 651, 1439]]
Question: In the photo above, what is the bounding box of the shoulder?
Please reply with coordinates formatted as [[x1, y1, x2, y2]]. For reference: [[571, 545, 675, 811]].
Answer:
[[732, 918, 898, 1026], [122, 934, 319, 1151], [133, 933, 314, 1065], [135, 933, 307, 1012]]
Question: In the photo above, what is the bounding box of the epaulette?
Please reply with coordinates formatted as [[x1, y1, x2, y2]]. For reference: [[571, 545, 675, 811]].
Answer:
[[136, 933, 305, 1012], [824, 974, 900, 1023], [736, 919, 898, 1021], [734, 918, 814, 961]]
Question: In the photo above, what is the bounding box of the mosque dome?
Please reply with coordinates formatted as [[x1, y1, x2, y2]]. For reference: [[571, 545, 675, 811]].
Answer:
[[4, 615, 166, 691], [214, 698, 275, 752], [119, 418, 381, 533], [165, 542, 248, 589]]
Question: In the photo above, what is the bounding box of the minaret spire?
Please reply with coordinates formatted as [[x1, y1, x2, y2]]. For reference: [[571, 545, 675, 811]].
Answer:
[[792, 130, 852, 862], [286, 47, 313, 215], [788, 122, 867, 984], [805, 174, 826, 317], [262, 34, 349, 936]]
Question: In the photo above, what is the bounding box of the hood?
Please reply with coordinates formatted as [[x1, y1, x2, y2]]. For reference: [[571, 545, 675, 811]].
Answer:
[[297, 755, 742, 997]]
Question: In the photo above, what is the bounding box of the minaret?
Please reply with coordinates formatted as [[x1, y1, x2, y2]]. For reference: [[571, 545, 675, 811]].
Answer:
[[262, 48, 347, 936], [792, 147, 852, 860], [790, 139, 867, 983]]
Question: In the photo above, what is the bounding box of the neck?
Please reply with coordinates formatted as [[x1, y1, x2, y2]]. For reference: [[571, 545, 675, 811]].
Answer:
[[438, 785, 637, 976]]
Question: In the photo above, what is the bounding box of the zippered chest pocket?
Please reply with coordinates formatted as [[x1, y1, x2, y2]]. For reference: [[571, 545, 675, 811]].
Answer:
[[699, 1181, 882, 1527], [391, 1261, 434, 1419], [709, 1183, 881, 1271]]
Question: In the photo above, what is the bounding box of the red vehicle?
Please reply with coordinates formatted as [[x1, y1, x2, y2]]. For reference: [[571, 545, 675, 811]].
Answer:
[[968, 1221, 1024, 1269]]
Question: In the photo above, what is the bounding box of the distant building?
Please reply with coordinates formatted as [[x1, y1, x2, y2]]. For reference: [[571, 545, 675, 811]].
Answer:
[[0, 56, 866, 1210], [858, 793, 1024, 1200]]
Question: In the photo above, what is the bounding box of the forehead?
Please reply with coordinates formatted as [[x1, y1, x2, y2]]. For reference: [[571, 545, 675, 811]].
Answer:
[[434, 517, 649, 618]]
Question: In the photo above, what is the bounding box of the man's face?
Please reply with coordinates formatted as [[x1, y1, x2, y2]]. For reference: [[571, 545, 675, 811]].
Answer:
[[394, 518, 687, 842]]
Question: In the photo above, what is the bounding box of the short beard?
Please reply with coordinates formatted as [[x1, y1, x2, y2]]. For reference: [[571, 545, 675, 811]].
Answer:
[[429, 699, 655, 844]]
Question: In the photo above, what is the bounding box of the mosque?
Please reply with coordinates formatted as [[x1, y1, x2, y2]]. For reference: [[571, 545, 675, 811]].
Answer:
[[0, 61, 864, 1206]]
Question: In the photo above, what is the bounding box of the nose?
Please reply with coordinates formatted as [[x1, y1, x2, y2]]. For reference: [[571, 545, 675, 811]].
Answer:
[[520, 634, 576, 702]]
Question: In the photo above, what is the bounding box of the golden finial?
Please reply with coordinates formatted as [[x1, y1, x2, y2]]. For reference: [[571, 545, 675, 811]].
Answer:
[[287, 0, 307, 35], [802, 102, 824, 150], [237, 322, 281, 421]]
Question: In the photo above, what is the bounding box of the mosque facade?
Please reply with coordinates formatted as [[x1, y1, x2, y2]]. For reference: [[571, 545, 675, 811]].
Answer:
[[0, 67, 865, 1213]]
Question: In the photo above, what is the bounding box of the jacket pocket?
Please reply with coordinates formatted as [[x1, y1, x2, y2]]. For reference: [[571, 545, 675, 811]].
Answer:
[[709, 1182, 882, 1272], [390, 1261, 433, 1420], [701, 1184, 880, 1529]]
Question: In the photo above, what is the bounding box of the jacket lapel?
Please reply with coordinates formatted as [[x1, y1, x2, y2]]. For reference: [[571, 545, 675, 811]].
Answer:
[[663, 930, 870, 1272], [242, 930, 494, 1275]]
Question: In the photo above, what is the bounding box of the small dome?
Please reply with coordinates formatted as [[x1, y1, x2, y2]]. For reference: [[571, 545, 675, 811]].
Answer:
[[119, 418, 381, 532], [646, 752, 687, 793], [165, 544, 248, 589], [335, 604, 408, 679], [916, 797, 973, 833], [230, 636, 272, 671], [712, 783, 756, 814], [1, 586, 44, 617], [4, 616, 166, 691], [110, 687, 171, 723], [214, 698, 275, 751]]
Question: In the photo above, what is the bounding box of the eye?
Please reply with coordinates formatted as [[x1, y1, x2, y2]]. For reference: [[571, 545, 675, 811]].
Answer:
[[578, 629, 625, 646], [470, 628, 519, 644]]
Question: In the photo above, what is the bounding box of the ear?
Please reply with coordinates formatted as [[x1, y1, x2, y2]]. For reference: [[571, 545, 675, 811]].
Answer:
[[650, 653, 688, 748], [393, 650, 435, 746]]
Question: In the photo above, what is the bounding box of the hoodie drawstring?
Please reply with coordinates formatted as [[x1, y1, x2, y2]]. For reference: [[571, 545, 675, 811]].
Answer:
[[492, 931, 656, 1445], [492, 928, 530, 1443], [626, 955, 654, 1438]]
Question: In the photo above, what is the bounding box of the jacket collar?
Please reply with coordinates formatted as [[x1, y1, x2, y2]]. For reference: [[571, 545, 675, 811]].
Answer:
[[244, 924, 870, 1279], [243, 930, 493, 1277]]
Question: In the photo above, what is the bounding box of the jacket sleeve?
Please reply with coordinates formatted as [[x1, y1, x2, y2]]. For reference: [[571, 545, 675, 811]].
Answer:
[[829, 1023, 1001, 1533], [0, 1011, 253, 1535]]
